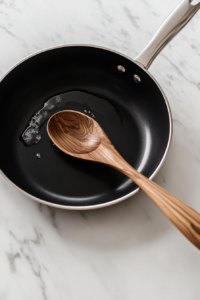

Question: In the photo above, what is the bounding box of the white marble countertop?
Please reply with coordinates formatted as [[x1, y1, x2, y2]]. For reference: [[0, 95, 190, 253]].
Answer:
[[0, 0, 200, 299]]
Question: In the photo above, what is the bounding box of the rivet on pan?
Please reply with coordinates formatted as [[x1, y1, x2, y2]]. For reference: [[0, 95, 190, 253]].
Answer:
[[134, 74, 141, 84], [117, 65, 125, 73]]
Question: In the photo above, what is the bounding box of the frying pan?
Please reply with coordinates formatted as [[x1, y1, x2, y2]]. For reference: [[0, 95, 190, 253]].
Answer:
[[0, 0, 199, 210]]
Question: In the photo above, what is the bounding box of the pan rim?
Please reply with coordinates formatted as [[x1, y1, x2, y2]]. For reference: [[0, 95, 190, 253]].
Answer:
[[0, 44, 173, 210]]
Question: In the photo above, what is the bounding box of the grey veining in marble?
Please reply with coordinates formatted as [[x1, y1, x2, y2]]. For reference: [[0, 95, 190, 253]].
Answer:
[[0, 0, 200, 299]]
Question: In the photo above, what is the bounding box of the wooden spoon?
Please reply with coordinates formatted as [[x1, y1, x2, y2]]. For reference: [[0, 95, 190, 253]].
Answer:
[[47, 110, 200, 249]]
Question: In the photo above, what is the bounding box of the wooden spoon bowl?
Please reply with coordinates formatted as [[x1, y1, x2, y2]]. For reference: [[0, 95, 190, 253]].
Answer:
[[47, 111, 102, 155]]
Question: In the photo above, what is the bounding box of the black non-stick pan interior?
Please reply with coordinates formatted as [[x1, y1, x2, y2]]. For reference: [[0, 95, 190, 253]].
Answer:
[[0, 46, 170, 206]]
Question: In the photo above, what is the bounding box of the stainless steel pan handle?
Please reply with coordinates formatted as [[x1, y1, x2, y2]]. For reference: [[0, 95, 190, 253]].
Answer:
[[135, 0, 200, 69]]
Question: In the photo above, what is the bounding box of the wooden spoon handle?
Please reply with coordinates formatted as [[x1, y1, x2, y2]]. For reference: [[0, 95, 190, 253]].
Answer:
[[121, 166, 200, 249]]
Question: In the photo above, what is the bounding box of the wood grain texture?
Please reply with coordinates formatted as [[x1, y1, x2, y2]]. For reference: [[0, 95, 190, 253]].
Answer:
[[48, 111, 102, 154], [47, 110, 200, 249]]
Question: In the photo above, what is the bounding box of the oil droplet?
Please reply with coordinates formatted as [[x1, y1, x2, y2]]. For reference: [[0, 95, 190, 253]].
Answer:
[[36, 153, 41, 159], [84, 110, 88, 113], [36, 135, 41, 141], [22, 95, 64, 146], [88, 111, 91, 114], [55, 96, 62, 103]]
